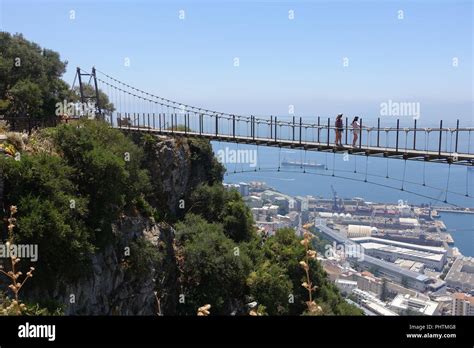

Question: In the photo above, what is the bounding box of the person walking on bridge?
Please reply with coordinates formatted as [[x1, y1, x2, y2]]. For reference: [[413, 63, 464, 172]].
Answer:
[[335, 114, 344, 147], [351, 116, 360, 147]]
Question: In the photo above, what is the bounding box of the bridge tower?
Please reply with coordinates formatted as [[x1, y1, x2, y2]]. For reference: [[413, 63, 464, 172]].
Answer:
[[75, 67, 103, 120]]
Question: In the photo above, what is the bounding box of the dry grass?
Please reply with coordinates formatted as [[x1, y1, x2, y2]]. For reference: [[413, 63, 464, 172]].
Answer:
[[0, 120, 9, 134], [5, 132, 25, 152], [300, 231, 322, 315], [23, 129, 59, 156], [0, 206, 35, 315], [197, 304, 211, 316]]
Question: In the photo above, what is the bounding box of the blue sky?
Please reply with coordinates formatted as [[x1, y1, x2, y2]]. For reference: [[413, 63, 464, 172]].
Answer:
[[1, 0, 472, 124]]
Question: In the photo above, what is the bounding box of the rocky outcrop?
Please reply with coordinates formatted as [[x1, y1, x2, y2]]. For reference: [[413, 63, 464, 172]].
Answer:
[[65, 217, 162, 315], [136, 135, 224, 217], [24, 216, 176, 315]]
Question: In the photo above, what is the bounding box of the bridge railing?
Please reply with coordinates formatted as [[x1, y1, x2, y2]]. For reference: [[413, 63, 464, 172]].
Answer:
[[112, 112, 473, 162]]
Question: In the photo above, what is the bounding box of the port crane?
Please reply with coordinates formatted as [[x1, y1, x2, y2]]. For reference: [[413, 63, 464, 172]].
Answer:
[[330, 185, 343, 212]]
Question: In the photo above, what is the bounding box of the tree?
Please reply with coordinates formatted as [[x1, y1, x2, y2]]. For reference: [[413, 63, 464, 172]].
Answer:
[[0, 153, 94, 285], [0, 32, 71, 119], [175, 214, 252, 315], [51, 120, 150, 245], [188, 184, 255, 242], [247, 261, 293, 315], [261, 228, 363, 315]]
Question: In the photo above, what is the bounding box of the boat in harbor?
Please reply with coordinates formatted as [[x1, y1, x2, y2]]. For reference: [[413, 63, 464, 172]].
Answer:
[[281, 158, 326, 169]]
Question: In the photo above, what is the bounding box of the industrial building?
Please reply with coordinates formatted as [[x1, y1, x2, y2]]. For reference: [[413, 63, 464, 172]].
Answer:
[[353, 254, 433, 292], [359, 241, 445, 271], [351, 237, 447, 271], [347, 224, 377, 238], [314, 220, 435, 292]]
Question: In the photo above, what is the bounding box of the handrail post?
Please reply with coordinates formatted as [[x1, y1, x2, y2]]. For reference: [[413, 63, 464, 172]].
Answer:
[[438, 120, 443, 155], [299, 117, 302, 145], [317, 116, 320, 143], [292, 116, 295, 142], [396, 119, 400, 152], [148, 113, 150, 133], [413, 118, 417, 150], [455, 119, 459, 153], [215, 113, 218, 136], [327, 117, 330, 146], [252, 115, 255, 140], [270, 115, 273, 139], [359, 118, 363, 149], [275, 117, 277, 141], [232, 115, 235, 138], [377, 117, 380, 147]]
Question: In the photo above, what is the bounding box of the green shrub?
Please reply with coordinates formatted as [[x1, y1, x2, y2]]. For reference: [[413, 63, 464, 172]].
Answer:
[[51, 120, 151, 245], [0, 154, 94, 284], [175, 214, 252, 315]]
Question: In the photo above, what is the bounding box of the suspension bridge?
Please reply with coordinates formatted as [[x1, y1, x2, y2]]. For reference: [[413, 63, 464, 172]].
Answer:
[[74, 67, 474, 167], [70, 67, 474, 206]]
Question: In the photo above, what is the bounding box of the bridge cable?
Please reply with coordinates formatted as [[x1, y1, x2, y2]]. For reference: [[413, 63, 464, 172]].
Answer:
[[445, 164, 451, 203], [401, 128, 409, 191], [364, 128, 371, 183], [385, 128, 390, 178], [278, 146, 281, 172], [332, 151, 336, 177], [423, 129, 431, 186], [303, 149, 307, 173], [226, 167, 461, 207], [466, 130, 472, 197]]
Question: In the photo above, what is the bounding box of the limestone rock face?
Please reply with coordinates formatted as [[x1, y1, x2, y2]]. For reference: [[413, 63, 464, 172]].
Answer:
[[141, 136, 223, 216], [28, 216, 176, 315], [146, 137, 193, 215]]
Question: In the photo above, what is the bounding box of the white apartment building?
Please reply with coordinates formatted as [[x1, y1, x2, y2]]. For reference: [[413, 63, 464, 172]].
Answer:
[[452, 293, 474, 316], [389, 294, 440, 316]]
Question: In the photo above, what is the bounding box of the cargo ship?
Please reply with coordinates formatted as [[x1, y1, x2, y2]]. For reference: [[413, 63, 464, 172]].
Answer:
[[281, 158, 325, 169]]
